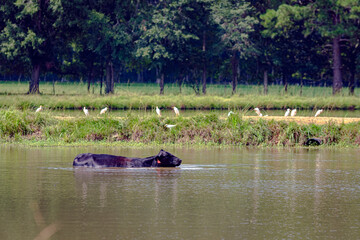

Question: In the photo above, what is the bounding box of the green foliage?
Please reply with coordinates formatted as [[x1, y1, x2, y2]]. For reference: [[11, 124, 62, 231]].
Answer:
[[136, 0, 199, 69], [0, 0, 359, 96], [1, 109, 360, 147], [212, 0, 258, 55]]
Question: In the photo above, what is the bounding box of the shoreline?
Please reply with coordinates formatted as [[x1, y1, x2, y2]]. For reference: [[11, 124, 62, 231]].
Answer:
[[2, 139, 359, 148], [1, 109, 360, 147]]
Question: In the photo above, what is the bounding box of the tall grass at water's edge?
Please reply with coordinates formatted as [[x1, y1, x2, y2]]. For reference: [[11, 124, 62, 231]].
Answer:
[[1, 109, 359, 147]]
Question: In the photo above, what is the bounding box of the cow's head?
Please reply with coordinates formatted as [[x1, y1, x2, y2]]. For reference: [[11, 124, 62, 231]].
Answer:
[[155, 149, 182, 167]]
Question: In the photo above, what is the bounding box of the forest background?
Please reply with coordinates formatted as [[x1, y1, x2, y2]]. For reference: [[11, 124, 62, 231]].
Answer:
[[0, 0, 360, 97]]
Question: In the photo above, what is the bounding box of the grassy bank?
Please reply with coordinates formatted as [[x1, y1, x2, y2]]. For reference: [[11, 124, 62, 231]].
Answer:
[[1, 82, 360, 110], [1, 93, 360, 111], [1, 109, 359, 147]]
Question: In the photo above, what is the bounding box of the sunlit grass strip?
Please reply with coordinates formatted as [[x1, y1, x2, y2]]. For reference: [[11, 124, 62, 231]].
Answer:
[[0, 81, 358, 97], [0, 94, 360, 111], [1, 109, 360, 147]]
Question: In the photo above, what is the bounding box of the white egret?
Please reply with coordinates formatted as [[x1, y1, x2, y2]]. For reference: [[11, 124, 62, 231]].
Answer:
[[165, 124, 176, 129], [290, 109, 297, 117], [156, 106, 161, 117], [83, 107, 89, 116], [35, 105, 43, 113], [254, 108, 262, 117], [173, 106, 180, 116], [100, 107, 108, 115], [284, 108, 291, 117], [227, 111, 235, 117], [314, 109, 323, 117]]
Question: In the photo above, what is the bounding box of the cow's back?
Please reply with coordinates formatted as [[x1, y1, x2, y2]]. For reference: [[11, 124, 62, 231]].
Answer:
[[73, 153, 132, 167]]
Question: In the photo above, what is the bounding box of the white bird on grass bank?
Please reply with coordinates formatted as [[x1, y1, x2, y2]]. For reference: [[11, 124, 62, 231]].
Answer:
[[156, 106, 161, 117], [290, 109, 297, 117], [314, 109, 323, 117], [284, 108, 290, 117], [254, 108, 268, 117], [173, 106, 180, 116], [83, 107, 89, 116], [100, 107, 108, 115], [228, 111, 235, 117], [254, 108, 262, 117], [35, 106, 43, 113]]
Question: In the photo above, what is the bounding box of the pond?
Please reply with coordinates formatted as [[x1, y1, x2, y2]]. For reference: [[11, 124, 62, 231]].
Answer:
[[0, 146, 360, 239]]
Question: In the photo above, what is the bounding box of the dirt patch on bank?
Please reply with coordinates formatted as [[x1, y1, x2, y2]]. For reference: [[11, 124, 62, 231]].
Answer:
[[243, 116, 360, 125], [54, 115, 360, 125]]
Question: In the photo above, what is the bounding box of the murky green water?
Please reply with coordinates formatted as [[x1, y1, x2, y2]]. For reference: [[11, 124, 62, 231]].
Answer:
[[1, 146, 360, 239]]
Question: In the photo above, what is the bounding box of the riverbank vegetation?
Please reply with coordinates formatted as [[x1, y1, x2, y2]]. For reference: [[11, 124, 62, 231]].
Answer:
[[1, 109, 359, 147]]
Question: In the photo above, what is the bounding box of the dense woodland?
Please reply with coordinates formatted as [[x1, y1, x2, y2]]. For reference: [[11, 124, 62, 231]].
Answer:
[[0, 0, 359, 95]]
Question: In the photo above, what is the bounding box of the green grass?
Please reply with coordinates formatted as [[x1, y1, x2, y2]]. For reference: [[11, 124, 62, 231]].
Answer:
[[0, 81, 359, 111], [0, 93, 360, 111], [0, 81, 358, 97], [1, 109, 360, 147]]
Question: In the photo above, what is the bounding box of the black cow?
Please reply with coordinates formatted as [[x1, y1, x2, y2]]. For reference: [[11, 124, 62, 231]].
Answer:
[[73, 149, 182, 168]]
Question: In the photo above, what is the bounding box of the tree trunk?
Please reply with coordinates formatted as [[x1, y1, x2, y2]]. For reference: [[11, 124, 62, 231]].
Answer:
[[17, 74, 22, 84], [111, 62, 114, 92], [29, 63, 41, 94], [160, 72, 164, 95], [263, 69, 268, 95], [331, 11, 342, 95], [87, 73, 92, 94], [283, 73, 288, 94], [100, 75, 103, 95], [348, 51, 356, 96], [202, 64, 206, 95], [178, 76, 183, 94], [105, 61, 111, 94], [300, 77, 303, 96], [52, 77, 55, 95], [105, 60, 114, 94], [87, 66, 94, 94], [87, 77, 91, 94], [332, 35, 343, 95], [202, 30, 207, 95], [231, 53, 238, 94], [156, 66, 164, 95], [349, 72, 355, 96]]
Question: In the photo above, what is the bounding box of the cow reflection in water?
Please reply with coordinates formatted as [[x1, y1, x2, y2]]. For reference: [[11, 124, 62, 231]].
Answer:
[[73, 149, 182, 168]]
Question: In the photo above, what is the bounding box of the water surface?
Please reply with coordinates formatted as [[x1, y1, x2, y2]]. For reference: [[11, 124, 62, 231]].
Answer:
[[0, 146, 359, 239]]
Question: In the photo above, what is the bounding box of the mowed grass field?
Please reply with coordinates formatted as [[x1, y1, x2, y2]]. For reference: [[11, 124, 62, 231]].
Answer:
[[1, 81, 358, 97], [0, 81, 360, 111]]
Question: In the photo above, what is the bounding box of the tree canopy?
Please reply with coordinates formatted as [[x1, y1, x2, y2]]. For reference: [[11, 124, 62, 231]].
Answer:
[[0, 0, 359, 95]]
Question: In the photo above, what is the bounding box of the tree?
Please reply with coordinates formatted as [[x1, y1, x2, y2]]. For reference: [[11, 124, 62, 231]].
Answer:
[[84, 0, 133, 94], [261, 1, 360, 95], [0, 0, 84, 94], [136, 0, 198, 95], [212, 0, 258, 94]]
